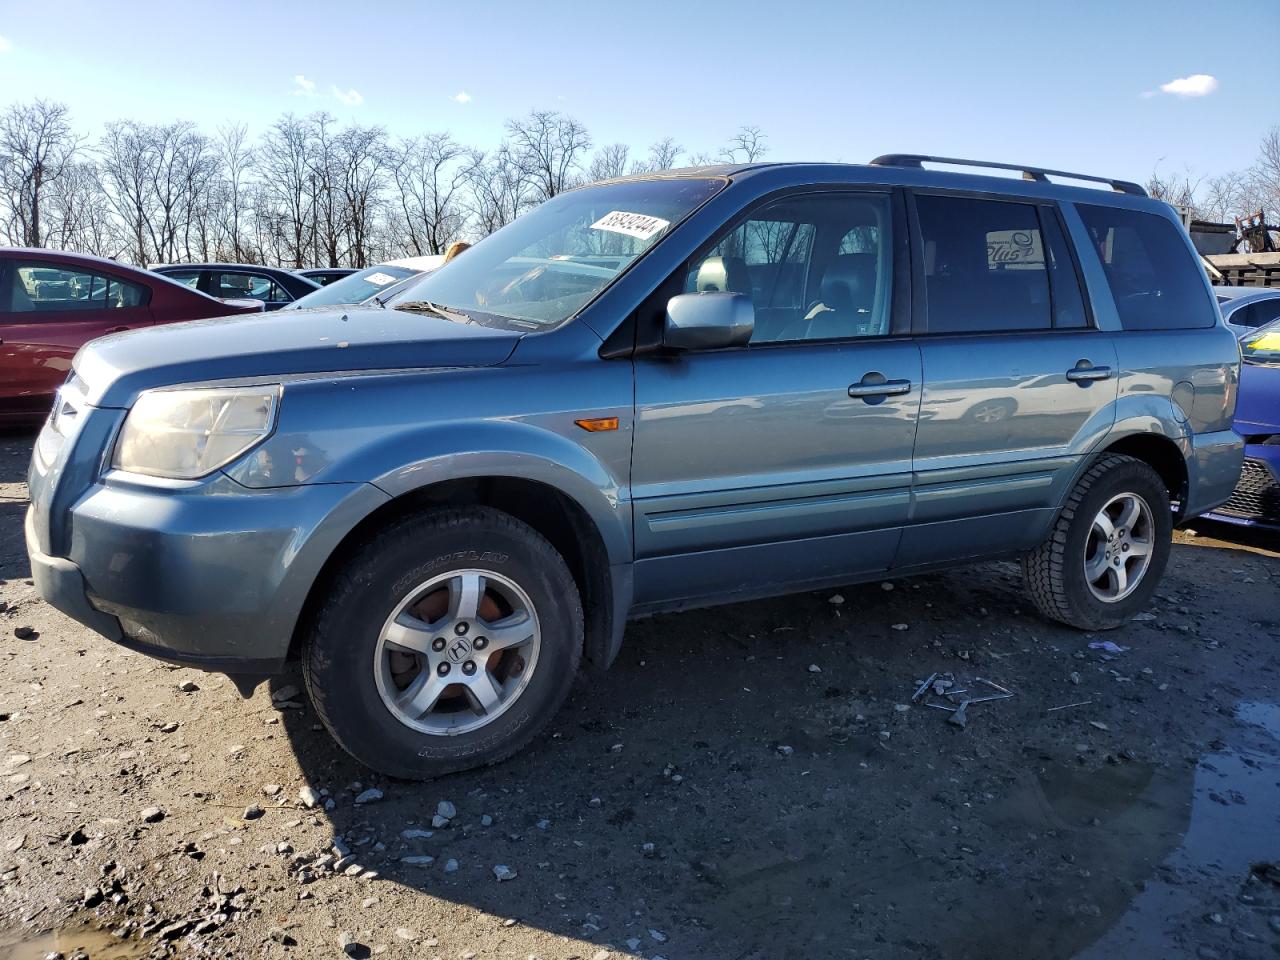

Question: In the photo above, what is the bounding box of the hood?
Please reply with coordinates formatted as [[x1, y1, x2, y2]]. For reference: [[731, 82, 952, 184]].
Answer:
[[1235, 360, 1280, 435], [75, 306, 522, 408]]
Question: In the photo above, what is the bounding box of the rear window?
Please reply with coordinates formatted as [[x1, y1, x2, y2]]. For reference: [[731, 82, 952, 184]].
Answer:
[[1076, 204, 1213, 331]]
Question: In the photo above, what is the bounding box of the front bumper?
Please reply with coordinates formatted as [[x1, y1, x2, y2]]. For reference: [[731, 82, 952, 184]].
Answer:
[[27, 472, 390, 673], [1206, 444, 1280, 530], [27, 508, 124, 644]]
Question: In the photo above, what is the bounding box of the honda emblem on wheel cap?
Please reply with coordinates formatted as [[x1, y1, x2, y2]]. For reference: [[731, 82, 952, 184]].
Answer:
[[447, 637, 473, 663]]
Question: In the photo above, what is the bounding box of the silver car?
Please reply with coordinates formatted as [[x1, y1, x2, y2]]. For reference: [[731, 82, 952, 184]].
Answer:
[[1215, 286, 1280, 337]]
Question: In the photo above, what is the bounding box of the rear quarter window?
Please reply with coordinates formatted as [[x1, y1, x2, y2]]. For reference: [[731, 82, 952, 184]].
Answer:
[[1076, 203, 1214, 331]]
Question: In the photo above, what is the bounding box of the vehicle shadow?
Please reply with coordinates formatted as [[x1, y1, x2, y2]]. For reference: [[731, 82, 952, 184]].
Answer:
[[0, 430, 34, 580], [271, 564, 1212, 960], [0, 429, 36, 487], [1182, 516, 1280, 557]]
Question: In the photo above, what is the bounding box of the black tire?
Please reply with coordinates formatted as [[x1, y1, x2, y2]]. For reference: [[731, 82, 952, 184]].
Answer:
[[302, 506, 583, 779], [1022, 454, 1172, 631]]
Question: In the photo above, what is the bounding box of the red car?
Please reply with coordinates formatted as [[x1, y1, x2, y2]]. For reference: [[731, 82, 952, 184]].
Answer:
[[0, 248, 262, 423]]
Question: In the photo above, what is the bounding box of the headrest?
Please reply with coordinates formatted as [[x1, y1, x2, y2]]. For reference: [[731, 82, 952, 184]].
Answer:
[[821, 254, 876, 312], [695, 255, 751, 295]]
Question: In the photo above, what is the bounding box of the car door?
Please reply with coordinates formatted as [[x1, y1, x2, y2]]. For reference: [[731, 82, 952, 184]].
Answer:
[[630, 190, 922, 608], [898, 192, 1118, 567], [0, 258, 154, 418]]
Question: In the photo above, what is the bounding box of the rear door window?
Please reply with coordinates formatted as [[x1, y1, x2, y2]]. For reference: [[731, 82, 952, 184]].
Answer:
[[3, 261, 147, 315], [915, 195, 1053, 333], [1076, 204, 1214, 330], [216, 272, 291, 304]]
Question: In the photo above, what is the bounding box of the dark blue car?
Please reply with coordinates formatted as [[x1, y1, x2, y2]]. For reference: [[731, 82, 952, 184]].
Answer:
[[1210, 319, 1280, 529]]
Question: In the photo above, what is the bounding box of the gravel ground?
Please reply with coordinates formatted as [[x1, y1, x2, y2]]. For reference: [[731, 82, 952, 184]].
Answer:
[[0, 429, 1277, 960]]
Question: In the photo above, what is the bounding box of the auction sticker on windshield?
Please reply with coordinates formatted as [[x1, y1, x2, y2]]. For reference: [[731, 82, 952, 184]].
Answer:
[[590, 211, 671, 241], [366, 272, 397, 286]]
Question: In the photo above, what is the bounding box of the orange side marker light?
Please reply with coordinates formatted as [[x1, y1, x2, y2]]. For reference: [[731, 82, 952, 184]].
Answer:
[[574, 417, 619, 432]]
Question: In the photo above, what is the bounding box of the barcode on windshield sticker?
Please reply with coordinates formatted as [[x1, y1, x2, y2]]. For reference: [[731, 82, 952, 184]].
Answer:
[[365, 272, 397, 286], [589, 210, 671, 241]]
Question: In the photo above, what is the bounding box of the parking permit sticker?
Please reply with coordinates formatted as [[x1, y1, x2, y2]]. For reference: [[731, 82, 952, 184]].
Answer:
[[589, 210, 671, 241], [365, 272, 397, 286]]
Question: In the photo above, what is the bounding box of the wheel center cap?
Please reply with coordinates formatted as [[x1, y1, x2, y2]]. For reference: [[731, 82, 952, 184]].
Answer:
[[446, 636, 474, 664]]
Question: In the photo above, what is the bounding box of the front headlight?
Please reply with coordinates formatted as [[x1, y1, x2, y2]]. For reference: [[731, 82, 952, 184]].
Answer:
[[112, 385, 280, 479]]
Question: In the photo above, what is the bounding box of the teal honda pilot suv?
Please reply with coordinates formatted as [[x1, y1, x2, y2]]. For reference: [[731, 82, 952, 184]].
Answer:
[[27, 155, 1243, 778]]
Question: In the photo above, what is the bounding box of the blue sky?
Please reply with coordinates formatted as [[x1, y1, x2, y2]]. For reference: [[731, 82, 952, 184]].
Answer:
[[1, 0, 1275, 183]]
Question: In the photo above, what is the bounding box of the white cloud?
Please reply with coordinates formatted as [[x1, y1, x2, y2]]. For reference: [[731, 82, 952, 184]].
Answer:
[[332, 86, 364, 106], [451, 91, 472, 104], [291, 74, 317, 97], [0, 35, 13, 54], [1158, 73, 1219, 97]]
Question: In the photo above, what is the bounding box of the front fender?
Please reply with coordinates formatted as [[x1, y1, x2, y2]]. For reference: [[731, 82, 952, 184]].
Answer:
[[225, 368, 634, 567], [366, 420, 633, 566]]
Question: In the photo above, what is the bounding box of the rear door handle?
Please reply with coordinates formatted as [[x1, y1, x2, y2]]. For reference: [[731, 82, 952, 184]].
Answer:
[[106, 326, 130, 334], [848, 377, 913, 399], [1065, 364, 1113, 383]]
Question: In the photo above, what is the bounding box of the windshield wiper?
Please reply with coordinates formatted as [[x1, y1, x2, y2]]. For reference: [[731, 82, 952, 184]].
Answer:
[[393, 300, 473, 323]]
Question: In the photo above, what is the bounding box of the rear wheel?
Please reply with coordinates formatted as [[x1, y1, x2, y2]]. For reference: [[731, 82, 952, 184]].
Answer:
[[1023, 454, 1172, 630], [303, 506, 582, 779]]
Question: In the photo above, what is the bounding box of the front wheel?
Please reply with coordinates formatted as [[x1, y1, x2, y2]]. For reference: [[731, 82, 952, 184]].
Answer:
[[303, 506, 583, 779], [1023, 454, 1172, 631]]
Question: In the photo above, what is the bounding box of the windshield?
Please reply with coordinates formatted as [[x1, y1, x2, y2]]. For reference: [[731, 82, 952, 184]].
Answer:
[[392, 177, 724, 329], [286, 264, 419, 310], [1241, 319, 1280, 364]]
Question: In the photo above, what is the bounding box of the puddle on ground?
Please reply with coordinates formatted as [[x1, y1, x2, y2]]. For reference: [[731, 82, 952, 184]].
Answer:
[[0, 923, 147, 960], [695, 699, 1280, 959], [1073, 699, 1280, 958]]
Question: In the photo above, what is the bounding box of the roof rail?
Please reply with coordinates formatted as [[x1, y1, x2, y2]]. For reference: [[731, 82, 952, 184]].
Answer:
[[869, 154, 1147, 197]]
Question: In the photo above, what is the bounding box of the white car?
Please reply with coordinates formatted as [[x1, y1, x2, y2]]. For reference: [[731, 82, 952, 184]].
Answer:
[[285, 255, 446, 311]]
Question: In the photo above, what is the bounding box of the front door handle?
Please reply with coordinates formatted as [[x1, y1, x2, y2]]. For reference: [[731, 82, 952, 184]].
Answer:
[[106, 326, 130, 334], [1065, 363, 1113, 383], [848, 376, 912, 400]]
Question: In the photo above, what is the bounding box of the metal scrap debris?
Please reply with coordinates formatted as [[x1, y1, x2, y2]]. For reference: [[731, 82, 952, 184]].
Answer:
[[911, 671, 1016, 729]]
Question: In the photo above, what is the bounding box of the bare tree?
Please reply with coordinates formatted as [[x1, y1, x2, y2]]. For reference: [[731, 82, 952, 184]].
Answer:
[[644, 137, 683, 172], [45, 160, 118, 256], [1146, 165, 1203, 213], [1198, 171, 1251, 224], [95, 120, 216, 264], [217, 124, 254, 261], [1249, 125, 1280, 221], [587, 143, 630, 183], [722, 125, 768, 163], [257, 114, 316, 268], [391, 133, 468, 255], [336, 124, 388, 267], [0, 100, 82, 246], [98, 120, 154, 264], [467, 144, 532, 234], [505, 110, 591, 200], [3, 102, 778, 266]]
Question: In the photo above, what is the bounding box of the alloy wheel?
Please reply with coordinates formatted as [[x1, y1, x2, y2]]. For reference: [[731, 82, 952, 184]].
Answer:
[[373, 569, 541, 735], [1083, 492, 1155, 603]]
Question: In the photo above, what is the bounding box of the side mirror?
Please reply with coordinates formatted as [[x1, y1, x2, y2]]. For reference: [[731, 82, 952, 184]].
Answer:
[[663, 292, 754, 350]]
